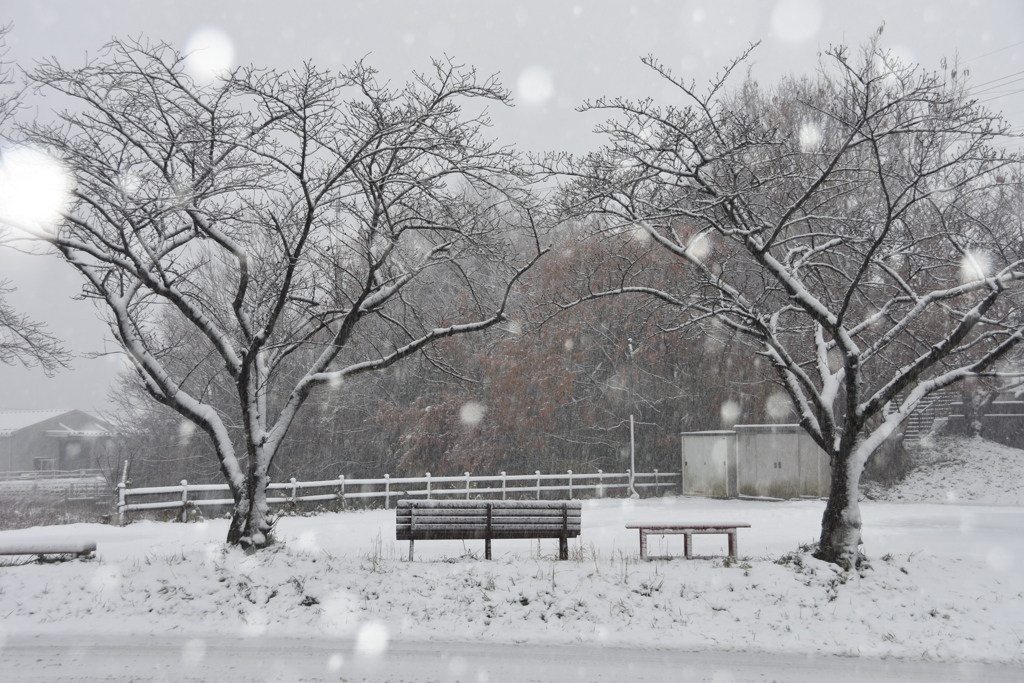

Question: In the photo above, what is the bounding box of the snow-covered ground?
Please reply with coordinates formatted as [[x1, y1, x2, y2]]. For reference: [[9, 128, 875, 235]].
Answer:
[[869, 435, 1024, 506], [1, 436, 1022, 667]]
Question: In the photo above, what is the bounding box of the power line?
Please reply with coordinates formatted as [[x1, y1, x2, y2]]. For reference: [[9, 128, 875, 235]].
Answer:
[[965, 40, 1024, 62]]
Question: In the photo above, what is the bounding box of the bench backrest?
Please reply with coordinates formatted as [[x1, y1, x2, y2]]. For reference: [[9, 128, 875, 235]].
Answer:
[[396, 500, 582, 541]]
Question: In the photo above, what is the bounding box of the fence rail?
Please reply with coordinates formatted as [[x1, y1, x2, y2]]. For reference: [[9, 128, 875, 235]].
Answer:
[[0, 469, 105, 481], [117, 469, 679, 525]]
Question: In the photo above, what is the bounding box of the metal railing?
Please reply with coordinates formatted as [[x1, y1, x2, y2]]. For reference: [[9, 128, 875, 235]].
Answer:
[[117, 468, 679, 525]]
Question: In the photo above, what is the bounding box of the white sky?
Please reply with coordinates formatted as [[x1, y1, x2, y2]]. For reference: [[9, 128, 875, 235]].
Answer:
[[2, 0, 1023, 412]]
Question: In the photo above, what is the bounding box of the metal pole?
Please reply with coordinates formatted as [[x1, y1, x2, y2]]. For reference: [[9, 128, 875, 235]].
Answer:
[[384, 473, 391, 509], [629, 414, 639, 498], [501, 471, 507, 500], [536, 470, 541, 500], [426, 472, 431, 500], [465, 472, 471, 500], [567, 469, 573, 499]]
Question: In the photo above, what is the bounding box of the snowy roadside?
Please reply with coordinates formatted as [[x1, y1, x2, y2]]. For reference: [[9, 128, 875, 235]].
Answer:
[[1, 496, 1022, 665]]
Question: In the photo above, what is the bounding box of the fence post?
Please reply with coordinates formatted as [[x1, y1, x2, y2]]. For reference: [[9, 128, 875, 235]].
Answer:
[[117, 482, 126, 526], [465, 472, 471, 500], [117, 460, 129, 526], [597, 469, 604, 498], [338, 475, 346, 508], [626, 468, 631, 497], [180, 479, 189, 523], [653, 469, 659, 493], [425, 472, 431, 500], [384, 474, 391, 510], [501, 471, 507, 500], [290, 477, 298, 505], [536, 470, 541, 500], [567, 469, 573, 500]]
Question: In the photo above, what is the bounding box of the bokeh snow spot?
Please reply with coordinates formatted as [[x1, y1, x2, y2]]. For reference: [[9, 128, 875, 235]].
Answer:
[[770, 0, 821, 44], [563, 338, 575, 352], [183, 27, 235, 85], [448, 656, 467, 676], [517, 67, 554, 105], [686, 233, 711, 262], [90, 565, 122, 597], [117, 170, 143, 197], [0, 146, 72, 235], [460, 401, 485, 427], [766, 393, 792, 421], [720, 400, 741, 427], [985, 546, 1012, 573], [327, 653, 344, 672], [798, 122, 822, 153], [181, 638, 207, 667], [294, 530, 320, 553], [960, 251, 990, 283], [178, 419, 197, 441], [355, 621, 389, 658], [241, 608, 269, 636], [321, 590, 360, 633]]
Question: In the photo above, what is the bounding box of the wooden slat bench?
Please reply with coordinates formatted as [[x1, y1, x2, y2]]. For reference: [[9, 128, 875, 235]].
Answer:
[[626, 523, 750, 560], [0, 539, 97, 558], [396, 500, 581, 561]]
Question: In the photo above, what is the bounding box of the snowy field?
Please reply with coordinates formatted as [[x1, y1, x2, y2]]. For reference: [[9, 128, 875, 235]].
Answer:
[[1, 435, 1023, 670]]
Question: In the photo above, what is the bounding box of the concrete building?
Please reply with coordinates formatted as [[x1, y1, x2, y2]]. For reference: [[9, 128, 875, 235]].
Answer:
[[0, 410, 116, 474], [681, 424, 830, 499]]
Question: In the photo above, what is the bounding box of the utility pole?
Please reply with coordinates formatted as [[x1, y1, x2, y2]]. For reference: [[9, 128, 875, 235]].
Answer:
[[628, 338, 639, 499]]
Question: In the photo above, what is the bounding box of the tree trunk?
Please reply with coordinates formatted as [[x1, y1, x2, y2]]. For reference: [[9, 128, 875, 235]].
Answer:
[[814, 448, 864, 569], [225, 472, 274, 548]]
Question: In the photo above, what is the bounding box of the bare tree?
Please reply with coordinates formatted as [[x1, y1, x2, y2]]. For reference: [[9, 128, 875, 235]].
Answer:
[[4, 38, 546, 548], [558, 35, 1024, 567], [0, 24, 70, 374]]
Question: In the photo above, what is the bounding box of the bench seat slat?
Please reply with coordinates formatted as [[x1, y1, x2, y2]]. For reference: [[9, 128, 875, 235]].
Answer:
[[397, 528, 581, 541], [396, 514, 580, 524], [397, 507, 580, 518], [397, 500, 581, 510]]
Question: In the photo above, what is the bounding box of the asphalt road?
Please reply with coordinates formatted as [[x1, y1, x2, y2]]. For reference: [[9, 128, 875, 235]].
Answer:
[[1, 633, 1019, 682]]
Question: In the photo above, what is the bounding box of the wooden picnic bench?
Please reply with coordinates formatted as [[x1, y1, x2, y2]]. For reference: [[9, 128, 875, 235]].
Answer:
[[626, 523, 750, 560], [396, 499, 581, 561], [0, 539, 97, 558]]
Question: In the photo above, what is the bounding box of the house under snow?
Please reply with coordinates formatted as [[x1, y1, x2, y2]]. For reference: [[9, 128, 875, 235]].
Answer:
[[0, 410, 116, 474]]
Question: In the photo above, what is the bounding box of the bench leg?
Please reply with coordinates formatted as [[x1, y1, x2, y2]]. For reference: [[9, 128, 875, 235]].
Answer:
[[728, 531, 737, 558], [558, 536, 568, 561], [408, 539, 414, 562], [684, 533, 692, 559], [639, 530, 647, 560], [485, 538, 492, 561]]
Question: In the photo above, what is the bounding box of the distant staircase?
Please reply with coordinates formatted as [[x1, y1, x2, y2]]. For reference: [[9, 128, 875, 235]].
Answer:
[[900, 388, 954, 443]]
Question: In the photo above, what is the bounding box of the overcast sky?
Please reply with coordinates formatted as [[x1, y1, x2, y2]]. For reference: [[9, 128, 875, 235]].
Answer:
[[2, 0, 1023, 413]]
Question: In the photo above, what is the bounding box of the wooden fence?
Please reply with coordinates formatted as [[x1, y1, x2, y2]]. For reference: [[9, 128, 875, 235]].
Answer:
[[117, 468, 679, 525]]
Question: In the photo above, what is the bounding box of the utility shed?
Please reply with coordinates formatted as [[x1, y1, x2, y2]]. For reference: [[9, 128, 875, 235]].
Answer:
[[681, 431, 738, 497], [681, 424, 830, 499]]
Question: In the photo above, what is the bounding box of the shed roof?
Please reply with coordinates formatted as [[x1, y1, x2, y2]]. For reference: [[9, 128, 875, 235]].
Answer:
[[0, 410, 104, 436]]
